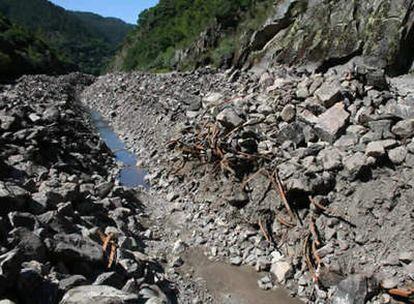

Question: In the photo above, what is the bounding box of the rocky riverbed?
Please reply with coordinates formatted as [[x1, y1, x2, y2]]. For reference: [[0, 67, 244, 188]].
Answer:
[[1, 64, 414, 304]]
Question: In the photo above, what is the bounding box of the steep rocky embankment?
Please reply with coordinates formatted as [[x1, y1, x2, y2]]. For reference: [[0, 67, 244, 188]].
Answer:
[[0, 74, 175, 304], [243, 0, 414, 75], [83, 65, 414, 304]]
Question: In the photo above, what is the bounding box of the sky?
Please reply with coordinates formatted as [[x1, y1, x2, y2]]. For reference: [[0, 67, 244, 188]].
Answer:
[[49, 0, 159, 24]]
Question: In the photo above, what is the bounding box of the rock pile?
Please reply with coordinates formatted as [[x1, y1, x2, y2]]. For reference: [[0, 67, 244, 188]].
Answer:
[[0, 75, 173, 304], [82, 66, 414, 304]]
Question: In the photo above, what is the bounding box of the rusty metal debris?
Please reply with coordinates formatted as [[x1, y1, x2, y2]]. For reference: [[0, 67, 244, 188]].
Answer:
[[97, 230, 118, 269]]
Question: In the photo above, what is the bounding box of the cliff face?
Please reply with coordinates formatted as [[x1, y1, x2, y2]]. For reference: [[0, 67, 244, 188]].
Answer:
[[243, 0, 414, 75]]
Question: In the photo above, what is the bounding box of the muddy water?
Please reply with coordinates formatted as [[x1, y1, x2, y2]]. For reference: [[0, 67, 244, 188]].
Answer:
[[90, 111, 149, 188], [182, 250, 303, 304]]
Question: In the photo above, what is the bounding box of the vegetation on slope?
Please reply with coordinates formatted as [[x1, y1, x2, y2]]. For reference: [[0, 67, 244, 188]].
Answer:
[[0, 13, 68, 82], [0, 0, 133, 74], [114, 0, 274, 72]]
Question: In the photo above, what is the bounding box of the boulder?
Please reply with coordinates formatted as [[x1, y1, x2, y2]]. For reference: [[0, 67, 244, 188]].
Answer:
[[270, 260, 293, 283], [50, 234, 104, 265], [280, 104, 296, 122], [391, 119, 414, 138], [388, 146, 407, 164], [315, 103, 350, 143], [216, 108, 244, 129], [59, 285, 140, 304], [332, 275, 369, 304], [314, 80, 343, 108]]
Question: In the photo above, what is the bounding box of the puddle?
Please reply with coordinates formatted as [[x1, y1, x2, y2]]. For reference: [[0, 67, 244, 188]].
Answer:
[[181, 250, 303, 304], [90, 111, 149, 188]]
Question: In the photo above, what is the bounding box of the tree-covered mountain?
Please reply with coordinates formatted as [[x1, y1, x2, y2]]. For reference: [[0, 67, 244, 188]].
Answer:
[[0, 13, 69, 82], [112, 0, 274, 72], [0, 0, 133, 75]]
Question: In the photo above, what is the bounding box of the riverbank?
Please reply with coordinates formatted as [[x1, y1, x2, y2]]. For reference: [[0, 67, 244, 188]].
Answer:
[[0, 74, 174, 304], [82, 66, 414, 304]]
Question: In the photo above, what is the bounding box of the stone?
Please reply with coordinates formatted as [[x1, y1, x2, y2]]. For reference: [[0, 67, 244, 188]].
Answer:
[[95, 182, 114, 198], [270, 260, 293, 283], [16, 267, 58, 304], [60, 285, 140, 304], [280, 104, 296, 122], [314, 80, 343, 108], [391, 119, 414, 138], [399, 251, 414, 263], [51, 234, 103, 265], [8, 228, 47, 262], [365, 69, 388, 90], [93, 272, 125, 289], [332, 275, 369, 304], [381, 278, 398, 289], [275, 122, 305, 146], [318, 148, 343, 171], [8, 212, 36, 230], [58, 275, 88, 293], [388, 146, 407, 164], [0, 182, 29, 215], [384, 97, 414, 120], [202, 92, 223, 108], [365, 141, 386, 158], [315, 103, 350, 143], [0, 300, 16, 304], [259, 72, 274, 89], [343, 152, 369, 179], [166, 192, 178, 202], [216, 108, 244, 129], [230, 256, 242, 266]]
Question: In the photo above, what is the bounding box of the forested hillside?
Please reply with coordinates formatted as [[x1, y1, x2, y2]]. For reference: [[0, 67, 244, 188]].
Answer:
[[0, 13, 68, 82], [0, 0, 133, 74], [113, 0, 274, 72]]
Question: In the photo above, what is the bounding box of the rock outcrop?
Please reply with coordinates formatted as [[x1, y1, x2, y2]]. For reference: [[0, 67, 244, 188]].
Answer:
[[244, 0, 414, 75]]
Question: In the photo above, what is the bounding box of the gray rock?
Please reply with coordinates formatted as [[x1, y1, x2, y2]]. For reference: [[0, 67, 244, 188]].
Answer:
[[0, 300, 16, 304], [270, 260, 293, 283], [343, 152, 369, 179], [58, 275, 88, 293], [60, 285, 140, 304], [93, 272, 125, 289], [217, 108, 244, 129], [391, 119, 414, 138], [384, 97, 414, 120], [315, 103, 350, 143], [96, 182, 114, 198], [381, 278, 399, 289], [51, 234, 103, 265], [399, 251, 414, 263], [388, 146, 407, 164], [314, 80, 343, 108], [332, 275, 369, 304], [318, 148, 343, 171], [365, 69, 388, 90], [202, 92, 223, 108], [0, 182, 29, 215], [275, 122, 305, 146], [259, 72, 274, 89], [365, 141, 386, 158], [280, 104, 296, 122]]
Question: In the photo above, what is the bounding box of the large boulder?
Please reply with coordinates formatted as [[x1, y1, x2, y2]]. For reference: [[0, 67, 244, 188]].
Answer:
[[60, 285, 140, 304]]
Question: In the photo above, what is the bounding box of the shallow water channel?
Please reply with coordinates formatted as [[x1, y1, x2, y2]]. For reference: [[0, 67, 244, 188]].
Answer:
[[90, 111, 149, 188], [182, 250, 304, 304]]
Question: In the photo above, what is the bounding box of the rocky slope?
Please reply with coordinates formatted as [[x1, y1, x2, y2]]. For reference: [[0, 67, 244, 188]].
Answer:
[[115, 0, 414, 76], [82, 64, 414, 304], [0, 74, 175, 304], [240, 0, 414, 75]]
